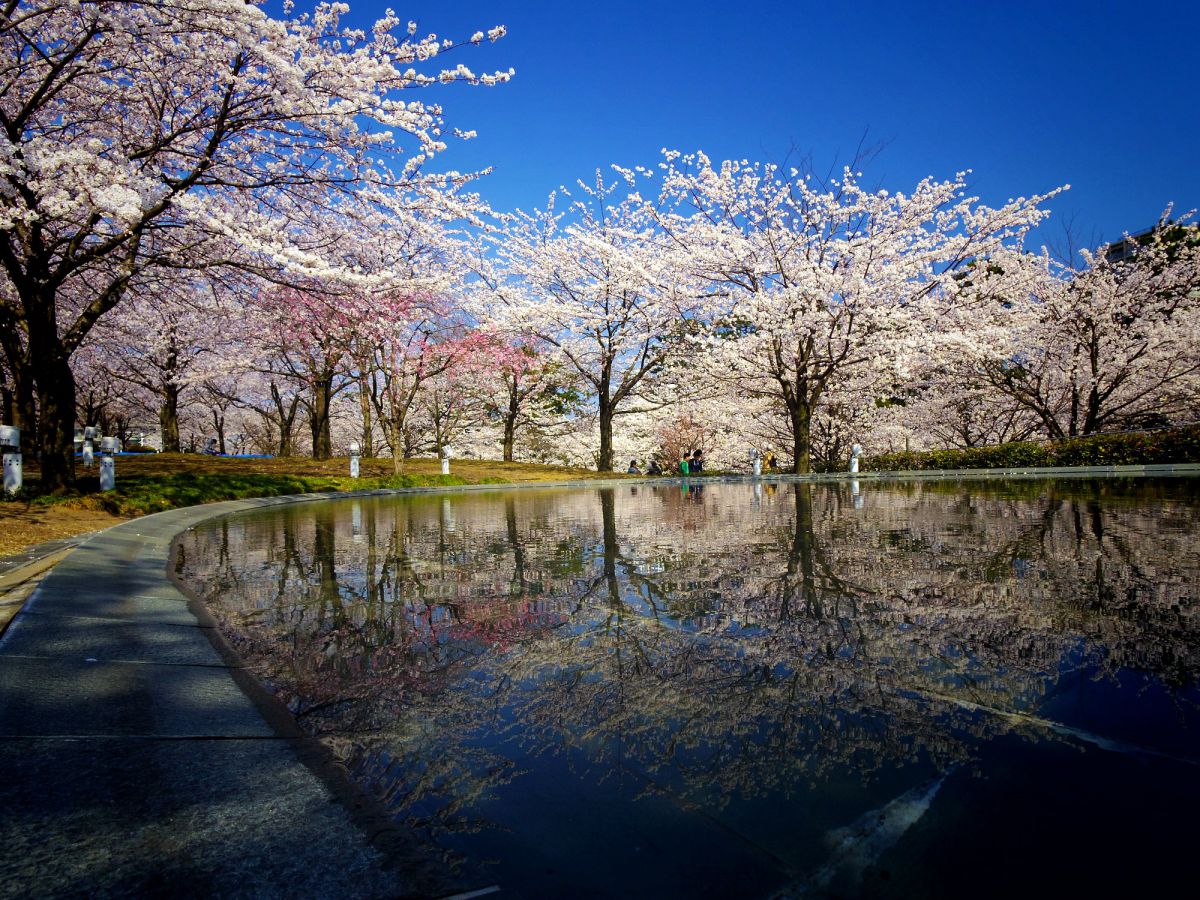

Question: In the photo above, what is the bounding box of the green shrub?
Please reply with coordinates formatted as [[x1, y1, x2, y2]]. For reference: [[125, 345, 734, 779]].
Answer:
[[863, 426, 1200, 472]]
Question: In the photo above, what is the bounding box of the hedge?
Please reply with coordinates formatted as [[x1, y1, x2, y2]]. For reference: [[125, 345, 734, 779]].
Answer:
[[862, 426, 1200, 472]]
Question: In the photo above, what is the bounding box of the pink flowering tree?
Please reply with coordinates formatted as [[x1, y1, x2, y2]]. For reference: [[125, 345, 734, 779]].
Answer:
[[354, 291, 493, 473], [454, 333, 583, 463], [252, 285, 366, 460]]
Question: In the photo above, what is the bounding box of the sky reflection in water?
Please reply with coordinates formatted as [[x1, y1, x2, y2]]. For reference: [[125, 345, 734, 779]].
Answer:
[[177, 479, 1200, 899]]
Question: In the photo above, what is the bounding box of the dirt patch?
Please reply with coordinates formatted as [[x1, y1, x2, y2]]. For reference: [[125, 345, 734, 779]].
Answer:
[[0, 503, 127, 556]]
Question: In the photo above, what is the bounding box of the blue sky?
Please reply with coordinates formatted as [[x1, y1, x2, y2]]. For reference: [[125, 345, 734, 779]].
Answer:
[[342, 0, 1199, 253]]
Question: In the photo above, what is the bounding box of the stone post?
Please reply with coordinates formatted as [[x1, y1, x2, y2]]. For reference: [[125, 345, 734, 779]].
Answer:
[[1, 425, 22, 496], [99, 436, 117, 492]]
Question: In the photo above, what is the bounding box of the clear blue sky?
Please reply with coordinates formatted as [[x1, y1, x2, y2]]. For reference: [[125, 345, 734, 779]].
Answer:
[[341, 0, 1199, 253]]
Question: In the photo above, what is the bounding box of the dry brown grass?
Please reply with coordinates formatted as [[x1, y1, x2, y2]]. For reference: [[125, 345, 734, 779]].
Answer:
[[0, 504, 127, 556]]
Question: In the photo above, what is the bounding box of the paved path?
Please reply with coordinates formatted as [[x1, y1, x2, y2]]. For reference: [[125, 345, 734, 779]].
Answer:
[[0, 495, 480, 900]]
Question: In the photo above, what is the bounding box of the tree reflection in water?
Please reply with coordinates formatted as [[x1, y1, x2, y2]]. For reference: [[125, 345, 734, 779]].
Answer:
[[176, 479, 1200, 894]]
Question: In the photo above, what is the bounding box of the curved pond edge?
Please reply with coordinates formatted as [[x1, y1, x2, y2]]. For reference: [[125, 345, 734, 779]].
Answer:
[[2, 462, 1198, 895]]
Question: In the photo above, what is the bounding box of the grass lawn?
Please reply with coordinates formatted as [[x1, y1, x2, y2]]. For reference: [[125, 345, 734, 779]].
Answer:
[[0, 453, 622, 557]]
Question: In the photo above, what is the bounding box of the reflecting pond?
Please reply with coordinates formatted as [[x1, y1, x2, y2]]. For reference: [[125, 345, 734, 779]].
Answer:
[[176, 479, 1200, 899]]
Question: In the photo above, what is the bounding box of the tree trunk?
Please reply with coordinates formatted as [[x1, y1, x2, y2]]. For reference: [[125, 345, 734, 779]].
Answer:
[[159, 383, 181, 452], [32, 348, 77, 491], [358, 373, 374, 457], [1083, 382, 1102, 436], [212, 406, 227, 454], [14, 368, 36, 453], [502, 418, 517, 463], [23, 290, 76, 490], [0, 361, 36, 453], [390, 425, 405, 475], [789, 398, 813, 474], [310, 375, 333, 460], [0, 318, 37, 454], [502, 385, 519, 462], [0, 375, 11, 426], [597, 393, 614, 472], [270, 382, 299, 457], [387, 413, 407, 475]]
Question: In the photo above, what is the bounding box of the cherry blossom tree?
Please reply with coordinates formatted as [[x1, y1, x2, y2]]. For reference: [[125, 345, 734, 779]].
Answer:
[[251, 285, 362, 460], [85, 275, 242, 451], [360, 293, 494, 473], [952, 217, 1200, 438], [0, 0, 510, 487], [654, 152, 1061, 472], [464, 338, 581, 463], [417, 371, 483, 459], [196, 372, 257, 455], [70, 339, 143, 443], [486, 172, 702, 471]]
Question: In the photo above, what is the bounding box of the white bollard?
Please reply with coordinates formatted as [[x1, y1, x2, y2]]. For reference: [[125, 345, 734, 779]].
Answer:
[[349, 441, 361, 479], [850, 442, 863, 474], [82, 426, 97, 467], [749, 447, 762, 478], [1, 424, 21, 495], [99, 457, 115, 491], [99, 436, 117, 491], [3, 452, 21, 495], [441, 457, 450, 476]]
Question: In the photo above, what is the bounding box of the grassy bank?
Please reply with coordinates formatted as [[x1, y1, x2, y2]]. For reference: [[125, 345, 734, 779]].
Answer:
[[0, 454, 620, 555]]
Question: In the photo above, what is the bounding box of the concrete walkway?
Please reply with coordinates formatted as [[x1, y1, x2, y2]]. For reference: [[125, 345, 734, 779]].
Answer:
[[0, 495, 480, 900]]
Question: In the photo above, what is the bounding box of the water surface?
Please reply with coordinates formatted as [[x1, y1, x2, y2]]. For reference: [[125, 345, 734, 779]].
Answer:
[[177, 479, 1200, 898]]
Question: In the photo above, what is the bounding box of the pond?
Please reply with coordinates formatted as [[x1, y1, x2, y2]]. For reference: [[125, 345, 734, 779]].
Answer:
[[176, 479, 1200, 899]]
